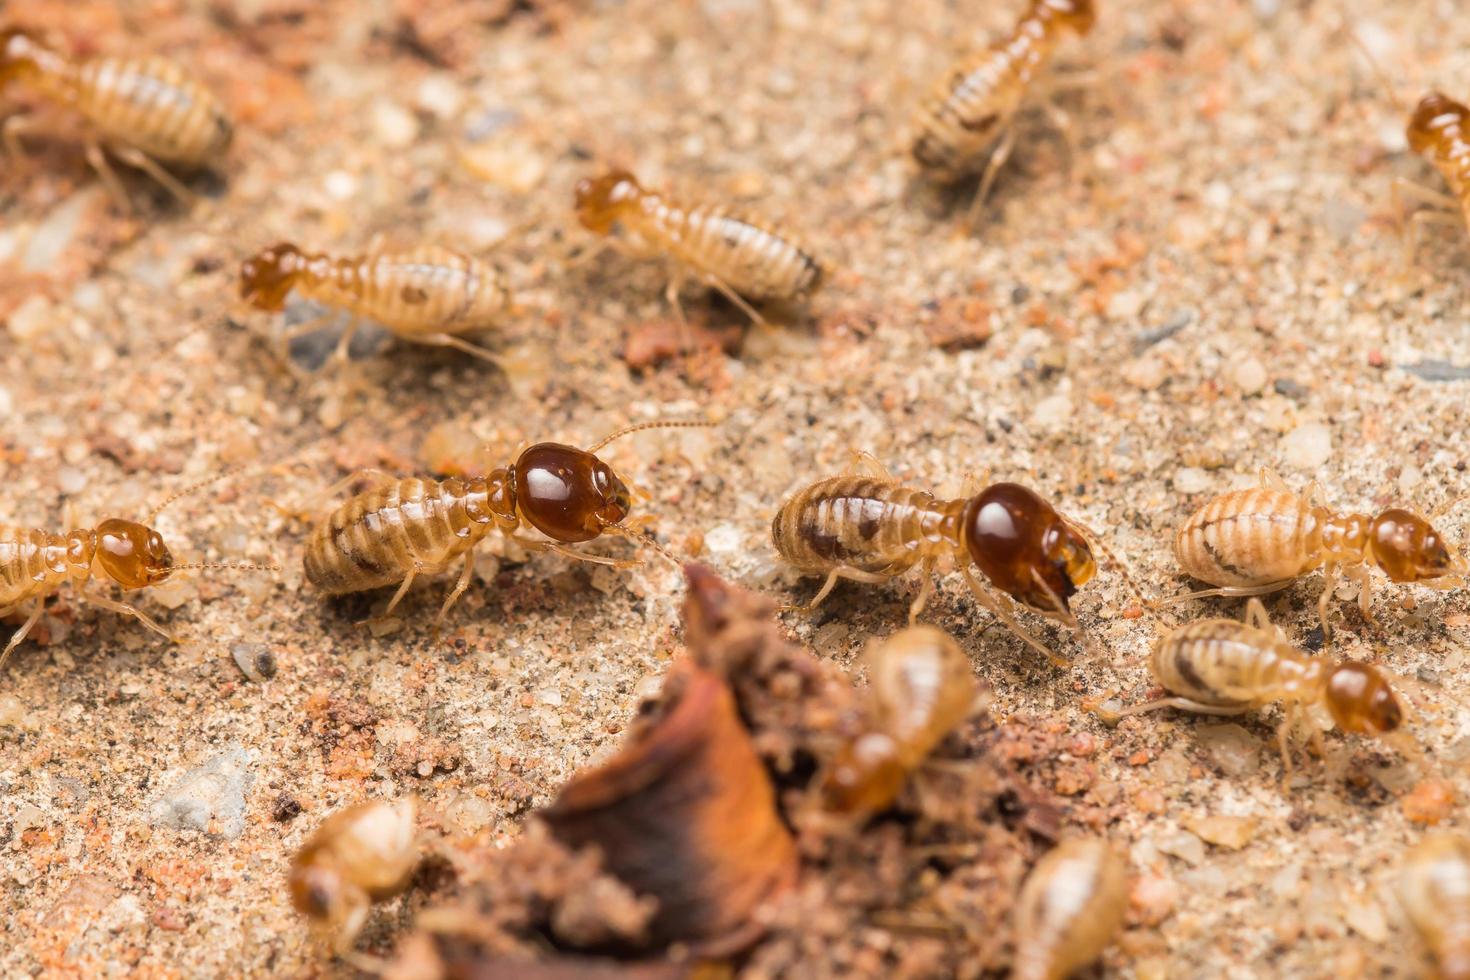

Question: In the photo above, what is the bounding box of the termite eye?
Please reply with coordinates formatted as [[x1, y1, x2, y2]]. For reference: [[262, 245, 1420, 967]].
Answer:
[[290, 868, 339, 920]]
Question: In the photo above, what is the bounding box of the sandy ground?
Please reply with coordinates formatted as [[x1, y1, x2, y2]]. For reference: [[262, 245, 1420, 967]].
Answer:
[[3, 0, 1470, 976]]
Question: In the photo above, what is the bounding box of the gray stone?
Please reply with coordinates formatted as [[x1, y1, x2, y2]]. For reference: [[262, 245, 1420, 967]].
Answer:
[[146, 743, 254, 840]]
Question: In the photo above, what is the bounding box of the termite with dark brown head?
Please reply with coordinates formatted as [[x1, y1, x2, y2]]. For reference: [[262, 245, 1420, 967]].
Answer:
[[910, 0, 1096, 224], [1094, 598, 1420, 787], [0, 472, 279, 670], [239, 242, 512, 371], [0, 28, 232, 207], [1170, 469, 1466, 640], [771, 450, 1144, 665], [1012, 837, 1128, 980], [573, 168, 826, 332], [1399, 833, 1470, 980], [301, 420, 712, 632]]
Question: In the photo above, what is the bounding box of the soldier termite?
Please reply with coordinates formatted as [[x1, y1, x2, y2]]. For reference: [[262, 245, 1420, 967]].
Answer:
[[301, 420, 712, 631], [1170, 469, 1466, 640], [573, 168, 826, 331], [238, 242, 512, 370], [1401, 91, 1470, 249], [0, 28, 232, 207], [1094, 599, 1420, 785], [0, 472, 278, 670], [823, 625, 984, 816], [1398, 833, 1470, 980], [1011, 837, 1128, 980], [770, 451, 1142, 665], [288, 798, 418, 962], [910, 0, 1096, 223]]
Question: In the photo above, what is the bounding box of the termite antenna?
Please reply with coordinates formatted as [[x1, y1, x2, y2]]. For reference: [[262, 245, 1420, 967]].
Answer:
[[584, 418, 715, 454], [147, 466, 251, 521], [604, 522, 685, 568], [1429, 489, 1470, 521], [173, 559, 282, 574], [1340, 16, 1408, 115], [1065, 516, 1164, 625]]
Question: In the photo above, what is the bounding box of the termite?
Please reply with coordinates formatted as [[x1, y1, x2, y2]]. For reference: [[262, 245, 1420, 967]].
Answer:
[[1097, 599, 1418, 782], [302, 420, 710, 630], [239, 242, 511, 370], [0, 473, 277, 670], [910, 0, 1095, 221], [1171, 469, 1465, 639], [1012, 837, 1128, 980], [770, 451, 1136, 664], [289, 798, 418, 959], [1400, 92, 1470, 248], [823, 625, 982, 815], [1399, 833, 1470, 980], [0, 28, 232, 206], [573, 168, 826, 329]]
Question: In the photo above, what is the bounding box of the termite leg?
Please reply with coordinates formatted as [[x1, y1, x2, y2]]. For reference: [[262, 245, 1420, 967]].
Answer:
[[82, 590, 175, 643], [2, 112, 39, 161], [1038, 98, 1079, 174], [702, 272, 769, 329], [432, 551, 478, 637], [803, 565, 895, 612], [330, 318, 363, 366], [273, 313, 338, 373], [908, 557, 937, 625], [0, 599, 45, 670], [844, 449, 893, 480], [1243, 597, 1274, 632], [511, 535, 639, 570], [961, 565, 1067, 667], [110, 143, 196, 205], [966, 124, 1018, 229], [1347, 563, 1378, 628], [1317, 561, 1339, 644], [1257, 467, 1291, 492], [83, 140, 133, 212], [1155, 580, 1293, 608], [414, 332, 507, 370], [1102, 696, 1253, 722]]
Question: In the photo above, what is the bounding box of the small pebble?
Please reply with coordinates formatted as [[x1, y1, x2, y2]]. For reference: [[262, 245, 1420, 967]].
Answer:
[[1173, 466, 1210, 495], [1195, 723, 1260, 776], [7, 295, 55, 342], [1185, 814, 1257, 850], [230, 643, 277, 683], [1157, 830, 1206, 866], [702, 523, 744, 558], [57, 465, 86, 496], [146, 743, 255, 840], [415, 74, 464, 119], [1281, 422, 1332, 470], [372, 99, 419, 148], [1123, 357, 1167, 391], [1031, 393, 1073, 430], [1232, 358, 1268, 395]]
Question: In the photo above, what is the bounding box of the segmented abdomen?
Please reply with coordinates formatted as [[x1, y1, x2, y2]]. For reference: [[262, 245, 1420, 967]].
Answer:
[[314, 248, 510, 338], [648, 201, 824, 300], [771, 477, 956, 575], [1399, 835, 1470, 980], [75, 56, 232, 164], [1151, 620, 1313, 708], [0, 527, 70, 607], [303, 479, 491, 595], [1174, 487, 1322, 587]]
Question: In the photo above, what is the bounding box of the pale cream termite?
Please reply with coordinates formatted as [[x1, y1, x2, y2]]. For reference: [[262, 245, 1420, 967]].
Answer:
[[1, 28, 232, 205], [1012, 837, 1128, 980], [1171, 469, 1465, 638], [1399, 833, 1470, 980], [288, 798, 418, 958], [239, 242, 512, 369], [574, 168, 826, 329], [911, 0, 1096, 221]]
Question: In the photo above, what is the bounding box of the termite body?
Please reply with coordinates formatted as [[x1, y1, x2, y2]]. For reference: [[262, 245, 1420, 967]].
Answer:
[[911, 0, 1095, 217], [823, 625, 980, 815], [1173, 470, 1464, 637], [239, 243, 511, 369], [1, 28, 232, 205], [574, 169, 825, 328], [1401, 91, 1470, 244], [771, 452, 1102, 664], [288, 798, 418, 956], [302, 422, 708, 629], [1012, 837, 1128, 980], [1399, 833, 1470, 980]]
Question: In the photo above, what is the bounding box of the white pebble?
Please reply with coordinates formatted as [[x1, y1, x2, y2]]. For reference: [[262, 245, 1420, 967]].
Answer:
[[57, 465, 86, 495], [537, 687, 563, 707], [703, 523, 744, 557], [416, 74, 464, 119], [323, 170, 359, 200], [1398, 464, 1422, 497], [1173, 467, 1211, 495], [1232, 358, 1268, 396], [372, 100, 419, 148], [1281, 422, 1333, 470], [0, 384, 11, 416], [1123, 356, 1166, 390], [7, 295, 55, 342], [1031, 393, 1074, 430]]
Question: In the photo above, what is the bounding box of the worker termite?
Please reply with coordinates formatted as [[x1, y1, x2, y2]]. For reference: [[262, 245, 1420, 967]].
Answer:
[[1095, 599, 1418, 783], [289, 798, 419, 960], [0, 28, 232, 206], [239, 242, 512, 370], [0, 473, 278, 670], [1398, 833, 1470, 980], [302, 420, 711, 630], [1400, 91, 1470, 250], [1012, 837, 1128, 980], [770, 451, 1137, 664], [823, 625, 983, 816], [573, 168, 826, 330], [1171, 469, 1466, 639], [910, 0, 1096, 221]]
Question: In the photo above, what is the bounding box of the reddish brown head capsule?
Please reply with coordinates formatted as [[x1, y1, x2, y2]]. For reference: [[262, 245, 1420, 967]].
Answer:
[[239, 243, 304, 311], [1407, 92, 1469, 155], [94, 519, 175, 589], [1324, 662, 1404, 735], [513, 443, 633, 543], [574, 169, 644, 234], [963, 483, 1096, 613], [1369, 509, 1461, 583]]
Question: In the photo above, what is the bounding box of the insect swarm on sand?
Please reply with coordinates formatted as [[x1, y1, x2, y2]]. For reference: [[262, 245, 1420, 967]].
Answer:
[[1171, 469, 1465, 638], [0, 473, 278, 669], [238, 242, 512, 370], [301, 420, 712, 631], [573, 168, 826, 330], [0, 27, 232, 206], [1398, 833, 1470, 980], [1095, 598, 1420, 785], [909, 0, 1096, 223], [822, 625, 985, 816], [289, 798, 419, 961], [770, 450, 1139, 664], [1011, 837, 1128, 980]]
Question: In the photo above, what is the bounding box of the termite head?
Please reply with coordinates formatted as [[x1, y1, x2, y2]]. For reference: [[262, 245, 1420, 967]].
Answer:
[[239, 242, 305, 311], [822, 732, 907, 815], [575, 169, 644, 235], [1368, 508, 1463, 583], [1407, 92, 1469, 156], [0, 29, 41, 86], [1324, 662, 1404, 736], [288, 799, 418, 952], [1034, 0, 1096, 34], [513, 443, 632, 543], [963, 483, 1096, 614], [94, 519, 174, 589]]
